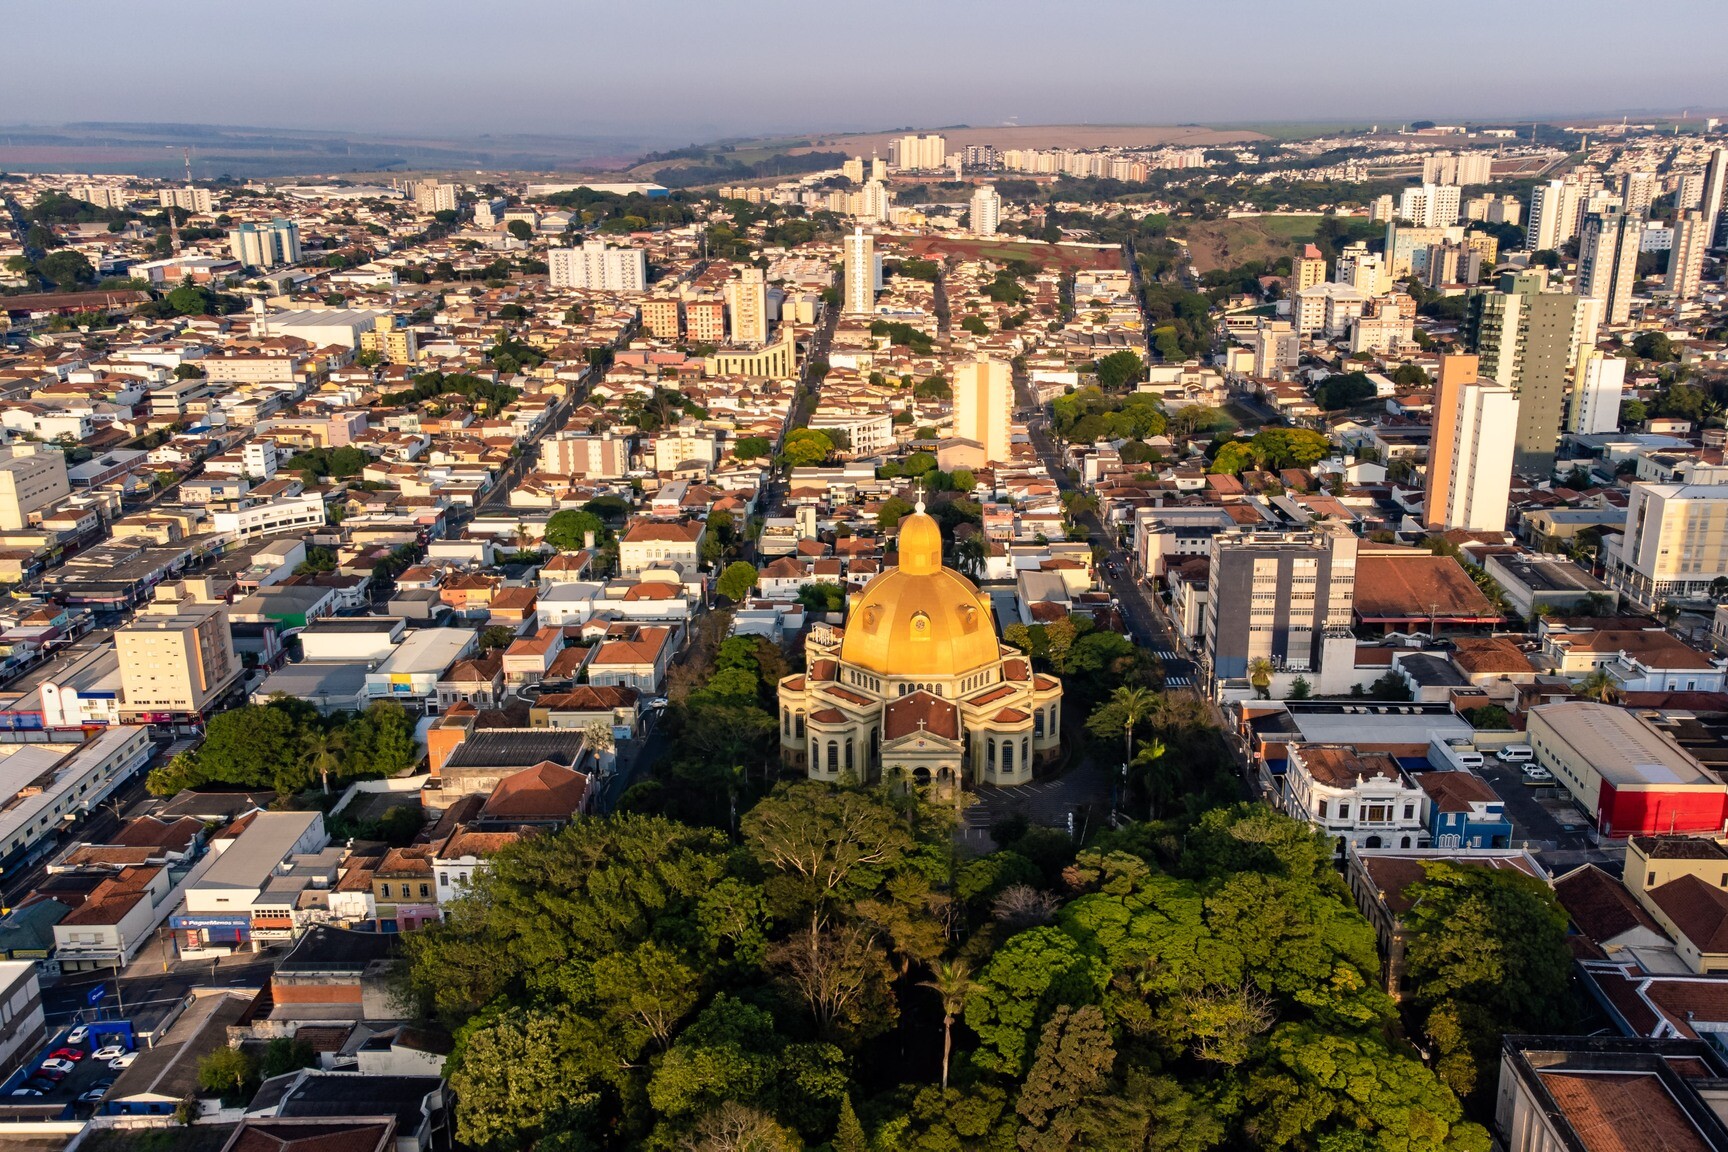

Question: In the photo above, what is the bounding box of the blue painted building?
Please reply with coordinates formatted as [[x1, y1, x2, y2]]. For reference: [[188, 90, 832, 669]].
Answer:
[[1414, 770, 1513, 849]]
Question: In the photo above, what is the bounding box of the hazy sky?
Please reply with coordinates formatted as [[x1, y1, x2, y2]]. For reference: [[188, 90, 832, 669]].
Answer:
[[9, 0, 1728, 143]]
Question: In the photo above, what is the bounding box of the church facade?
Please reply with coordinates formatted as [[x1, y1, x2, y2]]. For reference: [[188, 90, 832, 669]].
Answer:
[[776, 505, 1063, 791]]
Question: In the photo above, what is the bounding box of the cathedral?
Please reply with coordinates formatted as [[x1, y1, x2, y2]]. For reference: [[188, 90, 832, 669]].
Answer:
[[777, 503, 1063, 791]]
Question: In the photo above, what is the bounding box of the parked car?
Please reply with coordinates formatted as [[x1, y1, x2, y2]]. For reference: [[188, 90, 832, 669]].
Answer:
[[1522, 766, 1554, 785], [91, 1045, 127, 1061], [24, 1077, 57, 1092], [65, 1025, 90, 1045], [9, 1088, 42, 1097], [1497, 745, 1535, 764], [78, 1086, 110, 1104], [108, 1053, 137, 1070], [36, 1063, 71, 1079], [49, 1047, 84, 1062]]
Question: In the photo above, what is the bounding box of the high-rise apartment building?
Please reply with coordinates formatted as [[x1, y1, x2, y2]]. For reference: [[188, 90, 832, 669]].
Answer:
[[951, 358, 1013, 464], [116, 603, 240, 721], [1424, 354, 1518, 532], [1577, 209, 1641, 326], [1253, 320, 1301, 377], [1526, 178, 1584, 252], [412, 181, 459, 214], [0, 446, 69, 531], [1467, 270, 1599, 474], [228, 218, 301, 269], [841, 157, 864, 184], [641, 297, 683, 340], [74, 184, 129, 210], [1676, 169, 1707, 212], [843, 227, 875, 316], [1620, 170, 1658, 218], [358, 314, 418, 365], [1605, 483, 1728, 608], [1422, 152, 1493, 185], [158, 186, 213, 214], [1290, 244, 1327, 296], [970, 184, 1001, 237], [1667, 210, 1709, 302], [538, 433, 629, 479], [685, 296, 726, 345], [725, 267, 769, 346], [1568, 350, 1626, 435], [1398, 183, 1462, 228], [892, 134, 947, 171], [473, 197, 507, 228], [1334, 243, 1384, 296], [1701, 148, 1728, 250], [1203, 524, 1358, 689], [547, 240, 648, 291]]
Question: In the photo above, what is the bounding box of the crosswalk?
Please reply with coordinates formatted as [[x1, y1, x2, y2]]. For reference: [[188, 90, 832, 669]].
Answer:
[[1151, 648, 1177, 660], [1165, 676, 1192, 687]]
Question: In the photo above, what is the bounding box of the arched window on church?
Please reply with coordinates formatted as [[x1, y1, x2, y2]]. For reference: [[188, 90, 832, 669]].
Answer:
[[795, 711, 805, 738], [827, 741, 839, 774], [1021, 737, 1030, 770], [988, 737, 997, 773], [782, 708, 791, 737], [844, 737, 854, 773], [1034, 710, 1044, 737], [1001, 739, 1013, 773]]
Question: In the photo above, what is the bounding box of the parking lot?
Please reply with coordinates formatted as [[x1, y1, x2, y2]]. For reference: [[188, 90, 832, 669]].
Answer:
[[1475, 755, 1599, 853], [2, 1023, 136, 1115]]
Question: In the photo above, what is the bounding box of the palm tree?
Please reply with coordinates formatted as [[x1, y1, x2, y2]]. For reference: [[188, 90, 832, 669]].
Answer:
[[1132, 738, 1175, 819], [1247, 657, 1274, 700], [1109, 685, 1158, 770], [1577, 668, 1619, 704], [954, 533, 989, 580], [308, 729, 347, 796], [919, 958, 974, 1091]]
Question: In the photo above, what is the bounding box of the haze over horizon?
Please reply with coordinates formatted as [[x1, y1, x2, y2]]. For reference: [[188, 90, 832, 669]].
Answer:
[[9, 0, 1728, 146]]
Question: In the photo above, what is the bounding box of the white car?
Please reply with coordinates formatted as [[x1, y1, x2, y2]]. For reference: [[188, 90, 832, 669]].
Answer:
[[39, 1058, 75, 1075], [108, 1052, 137, 1070], [1523, 766, 1555, 785], [65, 1025, 90, 1045], [10, 1088, 41, 1098], [92, 1045, 126, 1061]]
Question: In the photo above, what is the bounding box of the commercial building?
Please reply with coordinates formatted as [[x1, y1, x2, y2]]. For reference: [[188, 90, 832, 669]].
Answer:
[[0, 962, 45, 1086], [618, 520, 705, 576], [0, 445, 70, 531], [843, 227, 875, 315], [548, 240, 647, 292], [1525, 701, 1728, 838], [1467, 270, 1600, 474], [1281, 744, 1428, 850], [1667, 210, 1709, 302], [724, 266, 769, 346], [1495, 1034, 1728, 1150], [1203, 524, 1358, 692], [950, 357, 1012, 464], [116, 604, 240, 722], [1567, 349, 1627, 435], [0, 727, 152, 881], [211, 494, 327, 542], [538, 433, 629, 479], [970, 184, 1001, 237], [1577, 209, 1642, 326], [228, 219, 302, 269], [1424, 354, 1517, 532], [1605, 482, 1728, 608], [366, 629, 477, 712], [174, 812, 329, 949]]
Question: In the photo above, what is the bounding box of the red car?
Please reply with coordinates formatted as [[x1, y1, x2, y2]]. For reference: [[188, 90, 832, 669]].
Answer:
[[49, 1048, 84, 1062]]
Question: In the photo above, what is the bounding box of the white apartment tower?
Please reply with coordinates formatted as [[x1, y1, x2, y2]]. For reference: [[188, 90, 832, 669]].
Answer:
[[158, 186, 213, 214], [547, 240, 647, 291], [1577, 210, 1642, 326], [843, 227, 875, 316], [1399, 183, 1462, 229], [725, 267, 770, 346], [1701, 148, 1728, 249], [1526, 178, 1583, 253], [970, 184, 1001, 237], [1567, 350, 1627, 435], [1425, 355, 1518, 533], [951, 358, 1013, 464], [1668, 210, 1709, 302], [893, 134, 947, 171]]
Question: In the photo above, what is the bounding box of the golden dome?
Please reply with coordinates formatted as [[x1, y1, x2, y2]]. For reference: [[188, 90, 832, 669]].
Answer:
[[839, 508, 1002, 677]]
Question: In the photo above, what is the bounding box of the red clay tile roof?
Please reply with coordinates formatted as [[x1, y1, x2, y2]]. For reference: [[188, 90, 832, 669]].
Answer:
[[1297, 745, 1404, 788], [1536, 1070, 1714, 1152], [882, 691, 960, 741], [1412, 771, 1500, 811], [1649, 874, 1728, 953], [1554, 865, 1665, 946], [1353, 549, 1496, 620], [479, 763, 589, 820]]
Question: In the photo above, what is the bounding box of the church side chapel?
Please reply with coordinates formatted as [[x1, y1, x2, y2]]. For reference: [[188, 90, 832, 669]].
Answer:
[[777, 500, 1062, 792]]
